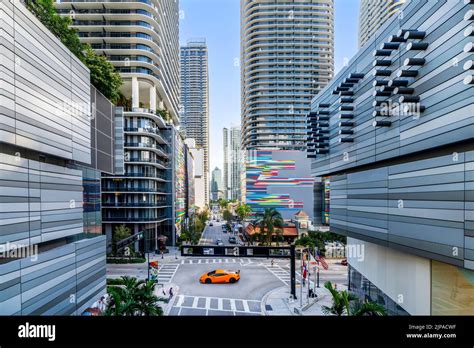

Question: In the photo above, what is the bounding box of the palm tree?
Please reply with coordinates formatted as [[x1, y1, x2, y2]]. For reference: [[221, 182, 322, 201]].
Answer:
[[103, 276, 163, 316], [135, 281, 164, 316], [322, 281, 387, 316], [351, 301, 386, 316], [322, 281, 358, 316], [256, 208, 284, 246]]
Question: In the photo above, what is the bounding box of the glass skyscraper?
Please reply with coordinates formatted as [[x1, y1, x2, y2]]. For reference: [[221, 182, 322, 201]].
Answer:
[[240, 0, 334, 151], [180, 39, 210, 205]]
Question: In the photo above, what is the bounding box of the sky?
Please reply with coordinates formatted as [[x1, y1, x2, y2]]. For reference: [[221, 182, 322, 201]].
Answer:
[[179, 0, 360, 171]]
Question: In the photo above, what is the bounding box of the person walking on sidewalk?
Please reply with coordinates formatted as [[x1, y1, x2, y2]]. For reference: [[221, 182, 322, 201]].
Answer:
[[169, 287, 174, 299]]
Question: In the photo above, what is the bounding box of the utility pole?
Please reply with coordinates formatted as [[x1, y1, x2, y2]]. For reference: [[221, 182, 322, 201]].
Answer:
[[290, 244, 296, 299]]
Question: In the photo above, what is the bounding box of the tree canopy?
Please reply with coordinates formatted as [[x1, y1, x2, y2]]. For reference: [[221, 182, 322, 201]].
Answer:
[[25, 0, 123, 103]]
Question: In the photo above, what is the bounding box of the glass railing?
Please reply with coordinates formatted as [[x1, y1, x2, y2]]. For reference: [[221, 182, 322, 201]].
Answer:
[[124, 142, 167, 153], [123, 172, 168, 179], [102, 202, 168, 207], [102, 187, 167, 192], [103, 216, 168, 222], [127, 157, 168, 166]]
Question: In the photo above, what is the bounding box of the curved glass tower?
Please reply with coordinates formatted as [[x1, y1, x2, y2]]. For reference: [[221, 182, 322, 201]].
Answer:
[[55, 0, 180, 248], [241, 0, 334, 151], [358, 0, 407, 48]]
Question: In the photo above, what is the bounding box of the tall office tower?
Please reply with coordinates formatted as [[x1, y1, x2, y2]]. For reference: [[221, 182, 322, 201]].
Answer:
[[211, 167, 223, 201], [223, 128, 230, 200], [358, 0, 407, 48], [230, 127, 242, 201], [241, 0, 334, 151], [180, 39, 210, 205], [55, 0, 182, 248]]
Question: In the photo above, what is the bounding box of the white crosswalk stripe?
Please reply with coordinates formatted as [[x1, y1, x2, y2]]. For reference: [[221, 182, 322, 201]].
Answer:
[[157, 263, 179, 283], [171, 295, 261, 315], [265, 265, 300, 286]]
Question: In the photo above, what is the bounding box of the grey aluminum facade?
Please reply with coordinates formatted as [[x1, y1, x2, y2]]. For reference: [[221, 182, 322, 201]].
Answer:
[[0, 0, 106, 315], [241, 0, 334, 151], [307, 0, 474, 313]]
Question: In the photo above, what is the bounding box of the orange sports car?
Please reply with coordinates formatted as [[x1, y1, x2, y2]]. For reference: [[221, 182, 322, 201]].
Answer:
[[199, 269, 240, 284]]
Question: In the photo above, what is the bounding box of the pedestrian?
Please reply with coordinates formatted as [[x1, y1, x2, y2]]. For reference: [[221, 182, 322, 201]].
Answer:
[[169, 287, 174, 299], [271, 259, 275, 267], [161, 250, 164, 259]]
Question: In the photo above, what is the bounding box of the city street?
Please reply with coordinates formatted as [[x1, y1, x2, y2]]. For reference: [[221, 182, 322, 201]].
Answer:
[[199, 220, 240, 245], [107, 253, 348, 316]]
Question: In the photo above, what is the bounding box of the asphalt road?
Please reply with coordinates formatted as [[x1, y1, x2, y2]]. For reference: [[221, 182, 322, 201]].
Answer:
[[168, 259, 282, 316], [199, 221, 239, 246]]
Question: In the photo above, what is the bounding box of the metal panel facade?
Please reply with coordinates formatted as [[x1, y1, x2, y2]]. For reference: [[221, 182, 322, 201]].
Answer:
[[0, 0, 91, 164], [308, 0, 474, 269]]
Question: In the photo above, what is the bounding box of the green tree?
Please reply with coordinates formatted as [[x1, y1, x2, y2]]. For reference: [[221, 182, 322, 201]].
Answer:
[[223, 209, 233, 225], [256, 208, 284, 246], [83, 46, 123, 103], [322, 281, 386, 316], [25, 0, 122, 103], [236, 203, 252, 222], [321, 281, 357, 316], [25, 0, 85, 58], [218, 199, 229, 212], [103, 276, 163, 316], [112, 225, 131, 256]]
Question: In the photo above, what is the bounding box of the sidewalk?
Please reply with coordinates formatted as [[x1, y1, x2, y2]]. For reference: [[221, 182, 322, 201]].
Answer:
[[262, 282, 347, 316], [155, 282, 179, 315], [148, 247, 181, 264]]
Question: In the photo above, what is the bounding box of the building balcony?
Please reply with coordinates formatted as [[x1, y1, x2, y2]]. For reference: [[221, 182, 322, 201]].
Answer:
[[102, 187, 168, 193], [126, 157, 168, 169], [102, 202, 169, 208], [124, 142, 168, 158], [124, 127, 167, 144], [102, 216, 169, 223]]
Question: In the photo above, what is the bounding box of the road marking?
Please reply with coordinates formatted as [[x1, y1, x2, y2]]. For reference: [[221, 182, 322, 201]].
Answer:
[[171, 295, 261, 315], [157, 263, 180, 283], [176, 295, 185, 307], [242, 300, 250, 313], [192, 297, 199, 308]]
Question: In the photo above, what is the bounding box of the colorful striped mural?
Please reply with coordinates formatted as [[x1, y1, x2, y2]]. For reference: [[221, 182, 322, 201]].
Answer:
[[245, 151, 314, 216]]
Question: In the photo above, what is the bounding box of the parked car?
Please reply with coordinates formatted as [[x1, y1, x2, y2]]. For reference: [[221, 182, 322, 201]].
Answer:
[[228, 236, 236, 244], [200, 269, 240, 284]]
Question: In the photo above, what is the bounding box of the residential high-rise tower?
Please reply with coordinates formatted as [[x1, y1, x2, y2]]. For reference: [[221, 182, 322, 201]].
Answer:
[[223, 127, 230, 200], [180, 39, 210, 205], [240, 0, 334, 151], [230, 127, 242, 201], [358, 0, 407, 48], [55, 0, 182, 247]]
